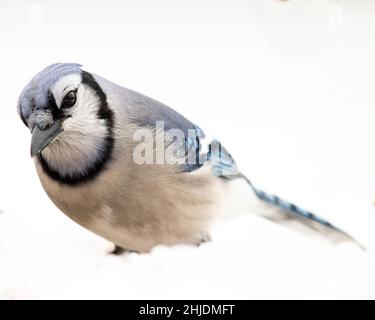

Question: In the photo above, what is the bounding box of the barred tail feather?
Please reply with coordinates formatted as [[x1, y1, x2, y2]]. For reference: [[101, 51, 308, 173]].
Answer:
[[236, 173, 356, 240], [251, 186, 338, 230]]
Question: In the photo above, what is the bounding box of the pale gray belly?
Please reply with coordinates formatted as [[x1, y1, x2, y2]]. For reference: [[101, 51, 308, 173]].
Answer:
[[35, 160, 224, 252]]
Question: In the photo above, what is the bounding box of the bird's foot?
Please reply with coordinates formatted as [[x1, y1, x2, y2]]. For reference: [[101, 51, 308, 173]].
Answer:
[[110, 244, 138, 255], [196, 234, 212, 247]]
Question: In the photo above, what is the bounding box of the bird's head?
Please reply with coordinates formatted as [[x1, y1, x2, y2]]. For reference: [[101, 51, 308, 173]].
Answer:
[[17, 63, 114, 184]]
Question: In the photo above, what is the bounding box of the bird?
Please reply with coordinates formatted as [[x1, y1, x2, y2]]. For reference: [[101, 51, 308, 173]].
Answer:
[[17, 63, 354, 254]]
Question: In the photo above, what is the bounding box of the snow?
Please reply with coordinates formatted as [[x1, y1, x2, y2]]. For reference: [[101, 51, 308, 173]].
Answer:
[[2, 0, 375, 299], [1, 209, 374, 300]]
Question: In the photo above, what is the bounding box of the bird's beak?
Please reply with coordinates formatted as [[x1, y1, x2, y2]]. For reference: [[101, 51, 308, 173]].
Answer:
[[30, 121, 64, 157]]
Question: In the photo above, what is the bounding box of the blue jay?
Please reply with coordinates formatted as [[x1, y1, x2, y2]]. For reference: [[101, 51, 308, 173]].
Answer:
[[17, 63, 352, 253]]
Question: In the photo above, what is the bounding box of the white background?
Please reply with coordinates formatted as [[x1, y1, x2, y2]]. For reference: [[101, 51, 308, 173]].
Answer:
[[1, 0, 375, 299]]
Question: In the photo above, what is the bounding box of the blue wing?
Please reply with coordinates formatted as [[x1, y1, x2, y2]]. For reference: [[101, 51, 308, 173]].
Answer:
[[123, 88, 239, 177], [184, 126, 239, 177]]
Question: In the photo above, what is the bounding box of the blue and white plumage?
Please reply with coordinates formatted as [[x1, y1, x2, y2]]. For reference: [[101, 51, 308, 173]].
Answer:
[[17, 63, 353, 253]]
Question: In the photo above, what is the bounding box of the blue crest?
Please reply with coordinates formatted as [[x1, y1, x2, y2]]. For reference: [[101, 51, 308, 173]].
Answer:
[[18, 63, 82, 127]]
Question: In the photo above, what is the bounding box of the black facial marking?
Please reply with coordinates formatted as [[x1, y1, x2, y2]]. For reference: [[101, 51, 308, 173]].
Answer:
[[39, 71, 115, 186], [47, 90, 64, 122], [81, 72, 114, 129]]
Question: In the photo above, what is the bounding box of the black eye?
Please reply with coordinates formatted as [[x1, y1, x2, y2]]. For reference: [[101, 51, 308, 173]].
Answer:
[[62, 90, 77, 108]]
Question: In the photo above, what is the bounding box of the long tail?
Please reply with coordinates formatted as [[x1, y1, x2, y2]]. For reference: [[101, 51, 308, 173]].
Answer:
[[237, 173, 343, 232]]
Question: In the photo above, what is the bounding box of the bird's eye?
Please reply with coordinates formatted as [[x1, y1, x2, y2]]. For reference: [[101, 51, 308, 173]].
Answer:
[[62, 90, 77, 108]]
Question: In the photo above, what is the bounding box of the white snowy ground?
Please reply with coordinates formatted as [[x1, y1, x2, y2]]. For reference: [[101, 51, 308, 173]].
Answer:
[[2, 0, 375, 299]]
